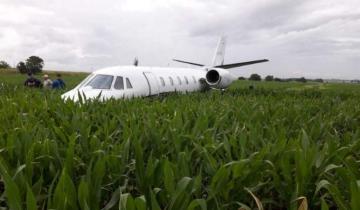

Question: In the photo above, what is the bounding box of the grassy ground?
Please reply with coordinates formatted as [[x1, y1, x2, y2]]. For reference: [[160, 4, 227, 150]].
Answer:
[[1, 70, 360, 210], [230, 79, 360, 93]]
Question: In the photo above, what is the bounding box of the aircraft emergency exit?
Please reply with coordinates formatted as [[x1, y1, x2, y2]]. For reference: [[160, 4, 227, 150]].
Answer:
[[61, 37, 269, 101]]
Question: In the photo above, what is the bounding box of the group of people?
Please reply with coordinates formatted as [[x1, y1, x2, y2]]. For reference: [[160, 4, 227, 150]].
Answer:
[[24, 73, 66, 89]]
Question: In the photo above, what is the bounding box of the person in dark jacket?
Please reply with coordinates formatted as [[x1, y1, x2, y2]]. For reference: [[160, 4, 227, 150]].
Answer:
[[52, 74, 66, 89], [24, 73, 42, 88]]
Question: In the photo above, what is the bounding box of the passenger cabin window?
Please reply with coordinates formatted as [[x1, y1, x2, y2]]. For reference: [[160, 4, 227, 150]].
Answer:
[[160, 77, 165, 86], [177, 76, 182, 85], [169, 77, 174, 86], [126, 78, 133, 89], [184, 76, 189, 84], [86, 74, 114, 89], [114, 76, 124, 90], [192, 76, 197, 83]]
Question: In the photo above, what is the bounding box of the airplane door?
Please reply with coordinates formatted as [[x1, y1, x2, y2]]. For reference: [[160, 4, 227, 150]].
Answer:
[[143, 72, 160, 96]]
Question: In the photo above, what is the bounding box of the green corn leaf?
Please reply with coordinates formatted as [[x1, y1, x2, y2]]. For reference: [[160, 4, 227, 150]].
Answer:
[[163, 160, 175, 194], [52, 169, 78, 210], [26, 184, 37, 210], [150, 190, 161, 210], [321, 198, 329, 210], [134, 196, 146, 210], [0, 159, 22, 210], [187, 199, 207, 210], [119, 193, 135, 210], [100, 186, 120, 210], [350, 180, 360, 210], [78, 178, 90, 210]]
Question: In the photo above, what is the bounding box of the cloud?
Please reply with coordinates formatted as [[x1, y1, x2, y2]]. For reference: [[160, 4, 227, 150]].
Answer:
[[0, 0, 359, 79]]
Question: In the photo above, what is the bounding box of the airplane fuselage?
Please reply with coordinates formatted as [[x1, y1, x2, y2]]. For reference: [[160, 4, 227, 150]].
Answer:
[[62, 37, 268, 101], [61, 65, 237, 101]]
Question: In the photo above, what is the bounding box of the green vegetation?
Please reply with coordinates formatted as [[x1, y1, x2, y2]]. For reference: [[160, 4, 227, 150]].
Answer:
[[15, 56, 45, 74], [1, 72, 360, 209], [249, 74, 261, 81], [0, 61, 10, 69], [264, 75, 274, 81]]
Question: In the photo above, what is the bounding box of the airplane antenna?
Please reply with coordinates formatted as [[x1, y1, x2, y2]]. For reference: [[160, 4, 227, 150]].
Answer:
[[133, 57, 139, 66]]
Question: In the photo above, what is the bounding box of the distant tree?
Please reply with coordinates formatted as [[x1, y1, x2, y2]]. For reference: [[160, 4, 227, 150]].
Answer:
[[314, 78, 323, 83], [296, 77, 307, 83], [265, 75, 274, 81], [274, 77, 282, 82], [26, 56, 44, 74], [17, 62, 28, 74], [238, 76, 246, 80], [0, 61, 10, 69], [249, 73, 261, 81]]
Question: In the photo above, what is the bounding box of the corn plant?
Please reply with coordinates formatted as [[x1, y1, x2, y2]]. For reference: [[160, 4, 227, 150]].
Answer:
[[0, 79, 360, 209]]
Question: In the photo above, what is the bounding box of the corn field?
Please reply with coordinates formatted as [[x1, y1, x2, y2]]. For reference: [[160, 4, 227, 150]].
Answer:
[[1, 77, 360, 209]]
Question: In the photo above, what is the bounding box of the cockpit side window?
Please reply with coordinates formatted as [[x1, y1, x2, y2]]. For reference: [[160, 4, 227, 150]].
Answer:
[[114, 76, 124, 90], [126, 78, 133, 89], [77, 73, 94, 89], [86, 74, 114, 89]]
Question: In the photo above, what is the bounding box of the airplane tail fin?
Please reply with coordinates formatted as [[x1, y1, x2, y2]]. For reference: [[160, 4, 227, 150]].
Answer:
[[211, 36, 227, 66], [173, 36, 269, 69]]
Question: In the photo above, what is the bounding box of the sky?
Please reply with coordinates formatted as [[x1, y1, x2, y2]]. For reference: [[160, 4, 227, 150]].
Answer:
[[0, 0, 359, 79]]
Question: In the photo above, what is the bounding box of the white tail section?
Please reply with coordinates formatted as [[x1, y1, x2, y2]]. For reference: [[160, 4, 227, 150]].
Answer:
[[172, 35, 268, 69], [212, 36, 227, 66]]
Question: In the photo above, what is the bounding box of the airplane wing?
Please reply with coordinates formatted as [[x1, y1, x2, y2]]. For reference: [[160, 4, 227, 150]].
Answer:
[[172, 59, 205, 67], [214, 59, 269, 69]]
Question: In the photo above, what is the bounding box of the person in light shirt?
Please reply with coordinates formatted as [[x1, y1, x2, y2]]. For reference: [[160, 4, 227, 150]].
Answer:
[[43, 74, 53, 89]]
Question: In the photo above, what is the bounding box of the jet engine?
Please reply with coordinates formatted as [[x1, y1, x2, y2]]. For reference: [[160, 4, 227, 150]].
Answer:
[[205, 68, 235, 89]]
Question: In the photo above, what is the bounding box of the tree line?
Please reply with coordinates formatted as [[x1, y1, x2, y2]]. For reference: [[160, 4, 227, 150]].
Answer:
[[240, 73, 324, 83], [0, 56, 44, 74], [0, 58, 324, 83]]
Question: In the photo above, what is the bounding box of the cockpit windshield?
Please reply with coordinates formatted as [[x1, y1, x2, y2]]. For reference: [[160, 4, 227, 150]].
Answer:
[[75, 73, 94, 89], [85, 74, 114, 89]]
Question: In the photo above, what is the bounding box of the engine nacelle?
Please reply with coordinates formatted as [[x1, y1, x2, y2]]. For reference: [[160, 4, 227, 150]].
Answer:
[[205, 68, 236, 89]]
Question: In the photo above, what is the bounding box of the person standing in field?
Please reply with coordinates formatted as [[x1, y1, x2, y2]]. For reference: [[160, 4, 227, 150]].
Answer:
[[24, 73, 42, 88], [52, 74, 66, 89], [43, 74, 53, 89]]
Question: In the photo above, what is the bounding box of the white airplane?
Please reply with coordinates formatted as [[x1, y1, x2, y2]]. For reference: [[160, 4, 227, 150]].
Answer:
[[62, 37, 268, 101]]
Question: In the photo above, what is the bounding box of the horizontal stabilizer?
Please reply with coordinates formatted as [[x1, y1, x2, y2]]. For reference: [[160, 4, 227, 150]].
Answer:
[[215, 59, 269, 69], [173, 59, 205, 67]]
